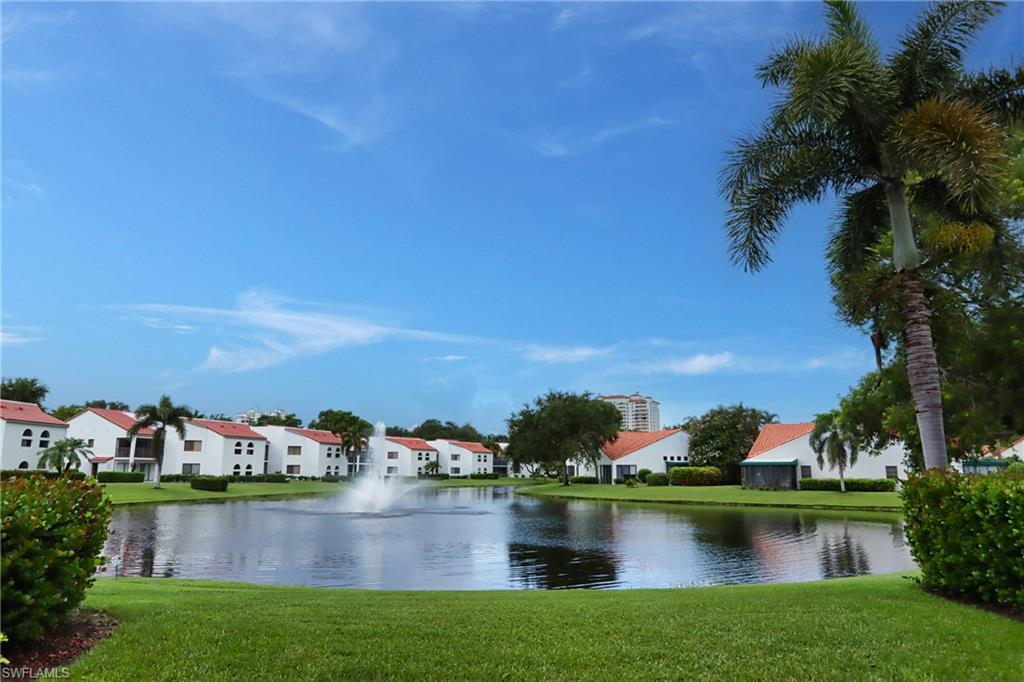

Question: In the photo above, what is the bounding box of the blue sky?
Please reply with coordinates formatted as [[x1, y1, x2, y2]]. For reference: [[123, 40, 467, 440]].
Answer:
[[3, 2, 1021, 433]]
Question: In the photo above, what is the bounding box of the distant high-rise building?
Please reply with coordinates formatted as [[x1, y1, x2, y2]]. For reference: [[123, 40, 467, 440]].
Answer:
[[234, 407, 287, 424], [598, 393, 661, 432]]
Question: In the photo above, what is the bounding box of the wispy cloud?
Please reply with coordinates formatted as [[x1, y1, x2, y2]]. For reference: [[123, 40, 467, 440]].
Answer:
[[550, 8, 581, 32], [0, 325, 42, 345], [2, 175, 45, 200], [520, 116, 676, 158], [424, 355, 468, 363], [123, 314, 196, 334], [524, 344, 615, 364], [631, 352, 735, 376], [254, 90, 398, 151]]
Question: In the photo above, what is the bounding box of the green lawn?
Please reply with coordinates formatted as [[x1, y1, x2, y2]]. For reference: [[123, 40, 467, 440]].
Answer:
[[74, 575, 1022, 680], [427, 476, 535, 488], [519, 482, 902, 511], [102, 481, 345, 505]]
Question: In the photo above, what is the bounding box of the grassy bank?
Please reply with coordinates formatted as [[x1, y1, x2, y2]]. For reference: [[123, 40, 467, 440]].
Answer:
[[428, 476, 534, 488], [74, 575, 1022, 680], [102, 481, 345, 505], [519, 483, 902, 511]]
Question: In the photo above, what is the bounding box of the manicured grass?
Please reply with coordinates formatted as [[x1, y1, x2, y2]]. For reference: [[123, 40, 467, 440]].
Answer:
[[519, 482, 902, 511], [75, 575, 1023, 680], [102, 481, 345, 505], [428, 476, 535, 488]]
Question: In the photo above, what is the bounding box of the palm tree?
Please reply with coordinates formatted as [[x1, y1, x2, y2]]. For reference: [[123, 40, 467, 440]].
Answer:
[[128, 395, 192, 489], [810, 412, 859, 492], [37, 438, 93, 472], [720, 1, 1011, 470]]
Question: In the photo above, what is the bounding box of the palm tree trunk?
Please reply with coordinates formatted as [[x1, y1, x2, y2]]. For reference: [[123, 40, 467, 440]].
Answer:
[[898, 270, 949, 470], [885, 182, 948, 471], [838, 464, 846, 493], [154, 433, 164, 489]]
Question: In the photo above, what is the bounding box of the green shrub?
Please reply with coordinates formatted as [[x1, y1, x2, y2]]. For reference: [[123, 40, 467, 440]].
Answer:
[[625, 478, 638, 488], [469, 472, 500, 480], [799, 477, 896, 492], [1, 474, 112, 644], [189, 476, 229, 492], [1005, 462, 1024, 479], [266, 473, 289, 483], [670, 466, 722, 486], [902, 470, 1023, 610], [570, 476, 599, 484], [96, 471, 145, 483], [1, 469, 86, 481], [637, 468, 652, 483], [646, 472, 669, 486], [424, 473, 450, 480]]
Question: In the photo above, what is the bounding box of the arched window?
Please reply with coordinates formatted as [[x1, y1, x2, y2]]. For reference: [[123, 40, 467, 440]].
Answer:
[[326, 468, 331, 476], [234, 441, 242, 455], [39, 430, 51, 448], [233, 464, 241, 475], [21, 429, 32, 447], [246, 442, 254, 456], [245, 464, 253, 476], [18, 461, 29, 469], [334, 465, 340, 474]]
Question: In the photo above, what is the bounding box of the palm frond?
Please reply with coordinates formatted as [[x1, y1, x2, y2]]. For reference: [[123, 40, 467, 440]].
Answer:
[[891, 1, 1002, 105], [828, 184, 888, 274], [885, 97, 1007, 212], [757, 37, 818, 88], [956, 63, 1024, 125], [824, 0, 875, 48]]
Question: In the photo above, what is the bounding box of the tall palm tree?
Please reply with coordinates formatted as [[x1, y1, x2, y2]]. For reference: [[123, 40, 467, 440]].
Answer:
[[721, 1, 1010, 470], [37, 438, 93, 472], [809, 412, 859, 492], [128, 395, 192, 489]]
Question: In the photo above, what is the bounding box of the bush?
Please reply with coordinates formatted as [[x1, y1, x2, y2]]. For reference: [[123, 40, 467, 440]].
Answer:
[[321, 475, 348, 483], [625, 478, 638, 488], [96, 471, 145, 483], [424, 473, 450, 480], [1, 469, 86, 481], [646, 472, 669, 486], [189, 476, 229, 492], [1, 474, 111, 643], [469, 472, 499, 480], [637, 468, 652, 483], [266, 473, 289, 483], [1005, 461, 1024, 479], [670, 466, 722, 486], [902, 470, 1023, 610], [570, 476, 599, 484], [798, 477, 896, 492]]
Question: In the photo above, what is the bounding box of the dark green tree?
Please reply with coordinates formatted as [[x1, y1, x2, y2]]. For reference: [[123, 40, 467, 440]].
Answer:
[[252, 412, 302, 427], [309, 410, 373, 459], [0, 377, 49, 406], [128, 395, 192, 489], [37, 438, 93, 472], [685, 404, 778, 483]]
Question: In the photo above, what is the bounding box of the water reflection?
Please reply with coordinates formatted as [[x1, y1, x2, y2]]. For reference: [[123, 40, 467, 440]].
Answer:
[[101, 487, 914, 590]]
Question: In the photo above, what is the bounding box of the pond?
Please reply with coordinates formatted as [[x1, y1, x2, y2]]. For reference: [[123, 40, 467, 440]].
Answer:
[[101, 486, 914, 589]]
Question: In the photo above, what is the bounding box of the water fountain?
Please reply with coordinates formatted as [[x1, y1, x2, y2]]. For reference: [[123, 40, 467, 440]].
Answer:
[[338, 421, 419, 514]]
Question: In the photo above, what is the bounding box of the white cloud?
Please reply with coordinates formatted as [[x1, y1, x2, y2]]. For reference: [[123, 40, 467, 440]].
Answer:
[[254, 90, 398, 151], [425, 355, 467, 363], [520, 116, 676, 158], [2, 176, 45, 199], [0, 325, 42, 345], [524, 344, 615, 364], [632, 352, 735, 376], [550, 8, 580, 32]]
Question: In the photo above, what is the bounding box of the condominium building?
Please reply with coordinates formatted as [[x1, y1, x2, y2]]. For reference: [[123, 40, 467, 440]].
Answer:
[[598, 393, 661, 432]]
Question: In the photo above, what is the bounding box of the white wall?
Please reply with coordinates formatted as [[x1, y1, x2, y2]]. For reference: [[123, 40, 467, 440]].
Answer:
[[574, 431, 690, 482], [1, 420, 68, 470], [749, 434, 910, 483], [66, 411, 133, 474], [428, 440, 491, 476], [163, 424, 265, 477], [368, 437, 437, 477], [255, 426, 346, 477]]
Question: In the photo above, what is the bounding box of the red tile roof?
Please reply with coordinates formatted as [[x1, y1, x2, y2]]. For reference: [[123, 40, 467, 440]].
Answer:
[[286, 427, 342, 445], [746, 423, 815, 459], [386, 436, 437, 451], [601, 429, 683, 460], [0, 400, 68, 427], [191, 419, 266, 440], [449, 440, 492, 454], [79, 407, 155, 436], [88, 455, 114, 463]]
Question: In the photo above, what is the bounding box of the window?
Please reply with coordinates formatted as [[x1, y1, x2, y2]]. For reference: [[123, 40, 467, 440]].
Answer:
[[234, 441, 243, 455], [182, 463, 200, 475], [38, 430, 50, 448], [287, 446, 302, 456], [334, 465, 340, 474], [286, 465, 300, 475], [245, 464, 253, 476], [184, 440, 202, 452], [801, 465, 812, 479], [417, 453, 423, 461], [246, 442, 255, 456], [326, 468, 332, 476], [233, 464, 241, 475], [451, 453, 460, 462], [387, 466, 399, 475], [20, 429, 32, 447], [18, 461, 29, 469], [86, 438, 95, 447], [885, 466, 898, 480], [451, 467, 460, 475], [387, 451, 399, 460]]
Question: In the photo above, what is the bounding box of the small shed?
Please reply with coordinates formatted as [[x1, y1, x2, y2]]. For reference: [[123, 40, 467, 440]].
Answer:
[[740, 459, 798, 490], [961, 459, 1009, 476]]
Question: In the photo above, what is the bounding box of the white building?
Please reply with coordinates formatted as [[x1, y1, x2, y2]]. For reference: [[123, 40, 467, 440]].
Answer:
[[67, 407, 155, 479], [162, 419, 268, 477], [598, 393, 661, 432], [0, 400, 69, 471], [740, 422, 910, 489], [366, 436, 438, 477], [571, 429, 690, 483], [233, 407, 287, 424], [254, 426, 346, 477], [429, 439, 493, 477]]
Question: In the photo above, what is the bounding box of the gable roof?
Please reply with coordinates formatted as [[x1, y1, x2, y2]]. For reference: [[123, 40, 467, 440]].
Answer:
[[0, 400, 68, 427], [386, 436, 437, 451], [448, 440, 492, 454], [746, 423, 815, 459], [79, 407, 155, 436], [602, 429, 683, 460], [191, 419, 266, 440], [286, 427, 342, 445]]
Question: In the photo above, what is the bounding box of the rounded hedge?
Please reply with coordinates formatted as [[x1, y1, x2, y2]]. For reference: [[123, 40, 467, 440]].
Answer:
[[97, 471, 145, 483], [570, 476, 599, 485], [190, 476, 230, 492], [1, 474, 112, 643], [799, 477, 896, 492], [646, 472, 669, 486], [637, 468, 652, 483], [669, 466, 722, 486]]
